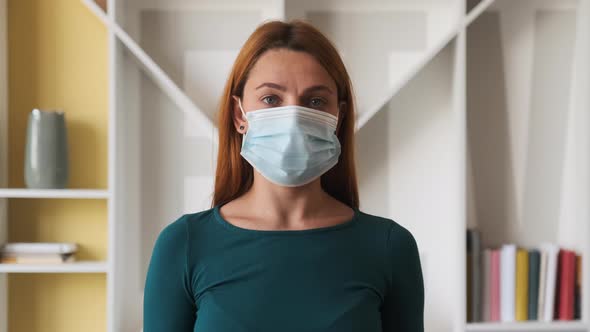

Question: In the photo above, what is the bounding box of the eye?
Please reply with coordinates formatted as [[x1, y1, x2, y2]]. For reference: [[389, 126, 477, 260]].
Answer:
[[309, 97, 327, 109], [261, 95, 280, 106]]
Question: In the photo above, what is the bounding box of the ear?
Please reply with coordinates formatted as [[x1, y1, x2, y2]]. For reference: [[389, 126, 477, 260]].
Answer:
[[336, 101, 346, 134], [231, 95, 248, 134]]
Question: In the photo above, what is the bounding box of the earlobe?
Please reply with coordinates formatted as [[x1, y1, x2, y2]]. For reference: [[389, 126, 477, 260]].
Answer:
[[231, 95, 248, 134], [338, 101, 347, 114]]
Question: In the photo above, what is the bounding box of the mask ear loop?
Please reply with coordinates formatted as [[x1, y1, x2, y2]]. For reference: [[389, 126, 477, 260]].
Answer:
[[238, 98, 247, 132]]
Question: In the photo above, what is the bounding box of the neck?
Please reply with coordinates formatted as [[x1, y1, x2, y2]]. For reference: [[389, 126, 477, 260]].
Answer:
[[241, 171, 329, 221]]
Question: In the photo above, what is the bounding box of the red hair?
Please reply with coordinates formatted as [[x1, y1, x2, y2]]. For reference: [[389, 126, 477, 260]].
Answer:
[[212, 19, 359, 209]]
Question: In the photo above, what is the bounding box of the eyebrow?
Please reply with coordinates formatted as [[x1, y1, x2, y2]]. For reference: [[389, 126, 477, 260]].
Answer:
[[255, 82, 334, 94]]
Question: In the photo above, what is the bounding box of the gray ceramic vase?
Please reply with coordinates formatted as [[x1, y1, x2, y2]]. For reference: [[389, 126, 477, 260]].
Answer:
[[24, 109, 69, 189]]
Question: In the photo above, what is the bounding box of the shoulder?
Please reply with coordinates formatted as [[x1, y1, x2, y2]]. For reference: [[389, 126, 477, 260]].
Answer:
[[166, 206, 217, 232], [357, 209, 415, 242], [151, 214, 190, 255], [154, 207, 216, 248], [356, 209, 419, 260], [357, 211, 423, 294]]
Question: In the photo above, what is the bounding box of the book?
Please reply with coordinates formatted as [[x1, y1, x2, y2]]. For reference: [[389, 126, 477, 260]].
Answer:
[[538, 249, 548, 320], [490, 249, 501, 321], [528, 249, 541, 320], [558, 250, 576, 320], [516, 248, 529, 321], [467, 229, 481, 322], [501, 244, 516, 322], [1, 242, 78, 255], [467, 235, 472, 322], [542, 243, 560, 322], [481, 249, 492, 321], [554, 249, 562, 319], [574, 254, 582, 319], [0, 253, 75, 264]]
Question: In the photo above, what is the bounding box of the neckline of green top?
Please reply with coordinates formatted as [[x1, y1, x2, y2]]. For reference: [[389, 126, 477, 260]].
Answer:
[[213, 204, 360, 235]]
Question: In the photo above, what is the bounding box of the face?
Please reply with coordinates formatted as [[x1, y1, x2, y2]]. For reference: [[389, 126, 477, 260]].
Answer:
[[232, 48, 344, 134]]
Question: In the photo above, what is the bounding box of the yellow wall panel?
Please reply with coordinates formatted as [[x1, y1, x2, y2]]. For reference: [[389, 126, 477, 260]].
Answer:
[[7, 0, 109, 331], [8, 199, 108, 261], [9, 274, 106, 332], [8, 0, 108, 188]]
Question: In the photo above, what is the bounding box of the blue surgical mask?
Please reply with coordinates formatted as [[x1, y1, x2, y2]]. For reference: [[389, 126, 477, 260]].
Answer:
[[238, 98, 342, 187]]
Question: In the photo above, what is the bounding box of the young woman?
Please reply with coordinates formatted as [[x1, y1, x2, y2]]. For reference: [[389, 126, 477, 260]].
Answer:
[[144, 19, 424, 332]]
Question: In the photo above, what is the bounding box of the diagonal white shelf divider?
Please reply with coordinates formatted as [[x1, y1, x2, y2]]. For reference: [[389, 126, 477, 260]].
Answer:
[[355, 0, 496, 131], [81, 0, 219, 146], [464, 0, 496, 26]]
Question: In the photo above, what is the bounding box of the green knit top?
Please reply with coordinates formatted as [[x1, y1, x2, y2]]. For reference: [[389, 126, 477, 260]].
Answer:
[[143, 204, 424, 332]]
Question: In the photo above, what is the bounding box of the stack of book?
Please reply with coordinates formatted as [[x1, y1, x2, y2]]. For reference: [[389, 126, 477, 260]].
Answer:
[[0, 242, 78, 264], [467, 229, 582, 323]]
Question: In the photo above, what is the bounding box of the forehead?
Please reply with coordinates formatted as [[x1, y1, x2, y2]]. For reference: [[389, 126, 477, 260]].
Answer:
[[245, 48, 336, 91]]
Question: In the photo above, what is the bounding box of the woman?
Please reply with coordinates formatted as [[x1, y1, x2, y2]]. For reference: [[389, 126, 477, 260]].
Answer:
[[144, 19, 424, 332]]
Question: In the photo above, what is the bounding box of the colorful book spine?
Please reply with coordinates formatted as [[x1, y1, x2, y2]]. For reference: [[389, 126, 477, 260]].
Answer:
[[481, 249, 492, 321], [470, 229, 481, 322], [538, 249, 548, 320], [516, 248, 529, 321], [575, 254, 582, 319], [490, 249, 501, 321], [467, 230, 473, 322], [558, 250, 576, 320], [542, 243, 560, 322], [501, 244, 516, 322], [465, 237, 583, 323], [528, 249, 540, 320]]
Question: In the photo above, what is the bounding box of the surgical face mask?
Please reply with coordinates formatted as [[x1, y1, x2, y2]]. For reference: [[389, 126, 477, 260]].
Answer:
[[238, 98, 342, 187]]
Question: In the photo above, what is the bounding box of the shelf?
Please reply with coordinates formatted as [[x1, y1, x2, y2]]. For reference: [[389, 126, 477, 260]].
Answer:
[[0, 261, 108, 273], [0, 189, 110, 199], [466, 321, 588, 332]]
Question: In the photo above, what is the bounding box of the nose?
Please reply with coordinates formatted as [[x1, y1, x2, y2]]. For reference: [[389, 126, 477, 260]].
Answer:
[[283, 95, 303, 107]]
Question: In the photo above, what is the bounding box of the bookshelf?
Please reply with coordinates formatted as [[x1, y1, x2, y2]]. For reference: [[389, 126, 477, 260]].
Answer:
[[0, 0, 587, 331], [0, 0, 111, 332], [464, 0, 590, 331]]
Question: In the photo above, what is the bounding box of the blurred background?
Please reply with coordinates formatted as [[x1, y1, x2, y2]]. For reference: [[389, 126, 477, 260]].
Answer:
[[0, 0, 589, 331]]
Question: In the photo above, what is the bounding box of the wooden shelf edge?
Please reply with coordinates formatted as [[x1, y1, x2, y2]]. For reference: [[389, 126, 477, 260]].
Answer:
[[0, 261, 109, 273], [0, 188, 111, 199]]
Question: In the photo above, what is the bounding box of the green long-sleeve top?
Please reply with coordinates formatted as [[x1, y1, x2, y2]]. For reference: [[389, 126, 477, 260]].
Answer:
[[143, 204, 424, 332]]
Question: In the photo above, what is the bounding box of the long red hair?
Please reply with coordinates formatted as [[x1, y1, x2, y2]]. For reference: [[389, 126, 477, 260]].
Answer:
[[212, 19, 359, 209]]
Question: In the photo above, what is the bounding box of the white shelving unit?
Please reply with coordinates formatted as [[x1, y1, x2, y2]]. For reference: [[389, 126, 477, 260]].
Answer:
[[85, 0, 590, 331], [0, 0, 588, 331], [465, 1, 590, 332]]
